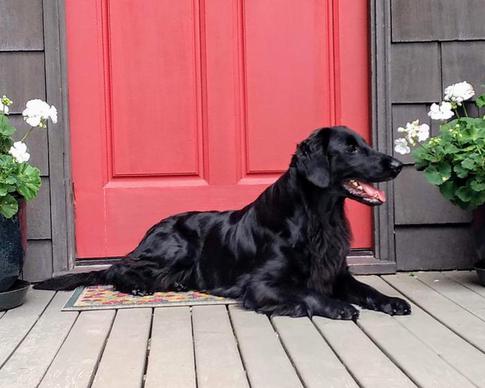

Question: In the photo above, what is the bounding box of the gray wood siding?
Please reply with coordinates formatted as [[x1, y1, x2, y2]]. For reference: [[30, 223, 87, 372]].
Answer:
[[387, 0, 482, 269], [0, 0, 71, 280]]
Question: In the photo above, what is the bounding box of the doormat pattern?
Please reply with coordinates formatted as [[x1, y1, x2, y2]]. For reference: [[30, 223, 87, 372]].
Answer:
[[63, 285, 237, 311]]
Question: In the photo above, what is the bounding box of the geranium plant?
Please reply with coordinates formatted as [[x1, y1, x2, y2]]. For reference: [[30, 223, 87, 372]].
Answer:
[[0, 96, 57, 218], [395, 81, 485, 210]]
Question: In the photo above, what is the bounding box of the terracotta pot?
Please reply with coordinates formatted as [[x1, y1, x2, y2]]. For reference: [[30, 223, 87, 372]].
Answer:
[[0, 200, 27, 292]]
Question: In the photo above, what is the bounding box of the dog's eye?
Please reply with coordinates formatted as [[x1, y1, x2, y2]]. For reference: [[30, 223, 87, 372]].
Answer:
[[347, 144, 359, 153]]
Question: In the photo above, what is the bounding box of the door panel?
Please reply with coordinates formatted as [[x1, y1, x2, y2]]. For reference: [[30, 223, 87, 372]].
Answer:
[[66, 0, 372, 258], [244, 1, 330, 173], [109, 0, 202, 176]]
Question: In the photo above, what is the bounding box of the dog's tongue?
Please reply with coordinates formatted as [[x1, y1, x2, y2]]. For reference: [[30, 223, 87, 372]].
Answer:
[[360, 181, 386, 203]]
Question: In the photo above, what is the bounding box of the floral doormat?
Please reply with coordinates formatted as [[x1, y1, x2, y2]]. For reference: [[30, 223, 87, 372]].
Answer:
[[63, 285, 237, 311]]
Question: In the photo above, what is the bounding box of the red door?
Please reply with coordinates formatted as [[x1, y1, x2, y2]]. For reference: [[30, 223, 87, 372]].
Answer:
[[66, 0, 371, 258]]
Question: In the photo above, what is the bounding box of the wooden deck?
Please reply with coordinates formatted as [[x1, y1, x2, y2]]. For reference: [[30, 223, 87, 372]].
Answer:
[[1, 271, 485, 388]]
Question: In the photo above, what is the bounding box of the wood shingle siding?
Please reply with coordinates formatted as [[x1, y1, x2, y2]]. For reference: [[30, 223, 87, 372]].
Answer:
[[0, 0, 72, 280], [382, 0, 482, 269], [391, 0, 485, 42], [0, 0, 44, 51], [390, 43, 441, 103]]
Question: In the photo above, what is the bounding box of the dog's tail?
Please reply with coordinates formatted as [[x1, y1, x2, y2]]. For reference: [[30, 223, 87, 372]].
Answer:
[[33, 270, 108, 291]]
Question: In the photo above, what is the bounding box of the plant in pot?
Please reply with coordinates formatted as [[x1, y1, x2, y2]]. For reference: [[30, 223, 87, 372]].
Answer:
[[394, 81, 485, 285], [0, 95, 57, 310]]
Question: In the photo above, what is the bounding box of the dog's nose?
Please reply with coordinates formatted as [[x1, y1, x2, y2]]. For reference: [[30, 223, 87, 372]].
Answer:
[[389, 158, 403, 174]]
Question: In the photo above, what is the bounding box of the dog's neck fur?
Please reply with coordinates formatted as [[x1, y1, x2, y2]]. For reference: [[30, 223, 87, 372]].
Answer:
[[251, 168, 351, 295]]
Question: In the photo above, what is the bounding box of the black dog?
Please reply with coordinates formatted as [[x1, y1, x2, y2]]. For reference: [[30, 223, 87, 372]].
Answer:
[[36, 126, 411, 320]]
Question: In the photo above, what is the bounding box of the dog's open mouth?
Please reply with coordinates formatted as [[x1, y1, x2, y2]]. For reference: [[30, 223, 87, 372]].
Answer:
[[342, 179, 386, 205]]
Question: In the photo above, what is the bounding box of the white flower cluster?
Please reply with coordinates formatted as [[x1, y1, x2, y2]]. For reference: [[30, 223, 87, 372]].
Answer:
[[427, 81, 475, 121], [394, 81, 475, 155], [394, 120, 430, 155], [22, 99, 57, 128], [9, 141, 30, 163]]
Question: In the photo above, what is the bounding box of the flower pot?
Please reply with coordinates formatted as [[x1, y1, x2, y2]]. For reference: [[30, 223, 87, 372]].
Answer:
[[472, 205, 485, 286], [0, 200, 27, 293]]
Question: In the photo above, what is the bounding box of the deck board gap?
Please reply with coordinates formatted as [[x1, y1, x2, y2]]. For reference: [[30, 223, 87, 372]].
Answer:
[[140, 308, 154, 388], [310, 319, 363, 388], [226, 305, 253, 388], [87, 309, 118, 388], [190, 306, 199, 388], [0, 290, 56, 370], [354, 319, 422, 387], [363, 312, 477, 387], [415, 275, 485, 323], [380, 276, 485, 355], [36, 311, 81, 387], [268, 318, 307, 388]]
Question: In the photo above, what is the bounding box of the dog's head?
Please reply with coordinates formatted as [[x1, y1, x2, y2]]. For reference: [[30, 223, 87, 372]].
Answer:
[[292, 126, 402, 206]]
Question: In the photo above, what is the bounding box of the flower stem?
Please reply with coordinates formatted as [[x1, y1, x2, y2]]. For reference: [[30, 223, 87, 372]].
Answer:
[[20, 126, 34, 142], [462, 103, 469, 117]]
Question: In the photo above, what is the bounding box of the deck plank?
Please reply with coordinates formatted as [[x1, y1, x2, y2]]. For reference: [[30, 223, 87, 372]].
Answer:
[[417, 271, 485, 321], [448, 271, 485, 298], [313, 317, 415, 388], [361, 276, 485, 387], [0, 292, 77, 388], [0, 289, 55, 367], [144, 307, 196, 388], [228, 305, 303, 388], [357, 308, 474, 388], [192, 305, 249, 388], [91, 308, 152, 388], [384, 273, 485, 352], [272, 316, 358, 388], [39, 310, 115, 388]]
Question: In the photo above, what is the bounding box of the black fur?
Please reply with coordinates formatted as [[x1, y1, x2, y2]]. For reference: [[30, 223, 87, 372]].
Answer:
[[35, 126, 411, 320]]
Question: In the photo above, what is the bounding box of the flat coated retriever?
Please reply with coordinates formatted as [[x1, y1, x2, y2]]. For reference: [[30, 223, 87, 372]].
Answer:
[[35, 126, 411, 320]]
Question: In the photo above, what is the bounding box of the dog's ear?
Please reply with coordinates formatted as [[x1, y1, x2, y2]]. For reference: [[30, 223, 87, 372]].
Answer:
[[293, 130, 330, 188]]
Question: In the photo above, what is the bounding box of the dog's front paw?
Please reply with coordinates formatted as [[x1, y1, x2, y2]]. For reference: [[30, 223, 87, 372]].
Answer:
[[372, 296, 411, 316], [323, 301, 360, 321]]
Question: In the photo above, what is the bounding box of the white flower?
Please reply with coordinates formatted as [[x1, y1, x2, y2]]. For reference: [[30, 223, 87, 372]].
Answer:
[[0, 95, 12, 115], [394, 138, 411, 155], [9, 141, 30, 163], [22, 99, 57, 128], [444, 81, 475, 104], [397, 120, 430, 146], [416, 122, 430, 142], [0, 103, 8, 115], [428, 102, 454, 121]]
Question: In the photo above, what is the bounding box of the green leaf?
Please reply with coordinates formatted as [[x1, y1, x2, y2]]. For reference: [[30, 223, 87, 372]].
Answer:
[[0, 194, 18, 218], [439, 180, 456, 200], [476, 94, 485, 108], [471, 179, 485, 192], [462, 158, 476, 170], [454, 164, 469, 178], [456, 186, 473, 202], [16, 164, 41, 200], [423, 166, 444, 185], [437, 162, 452, 180], [0, 115, 15, 136]]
